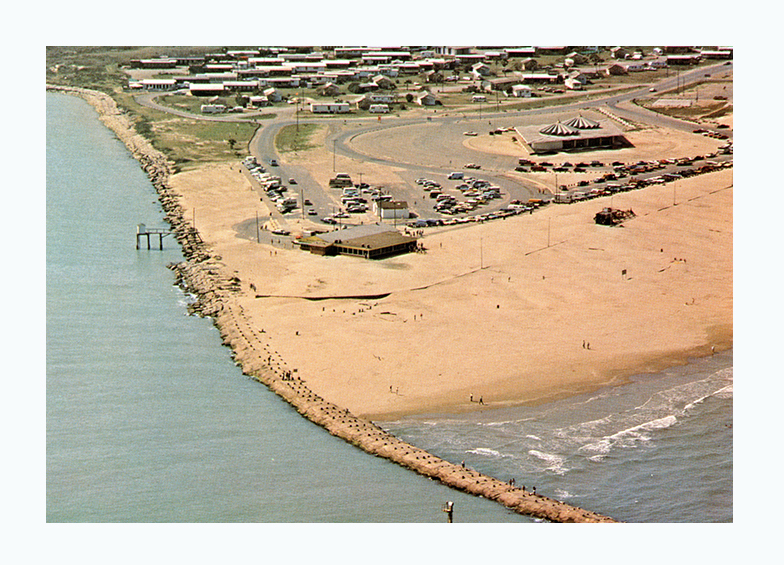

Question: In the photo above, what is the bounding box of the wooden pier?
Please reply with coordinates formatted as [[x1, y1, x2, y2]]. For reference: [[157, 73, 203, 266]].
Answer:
[[136, 223, 173, 250]]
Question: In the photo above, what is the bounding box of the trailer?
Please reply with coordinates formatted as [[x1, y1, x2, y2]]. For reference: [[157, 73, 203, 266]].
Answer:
[[310, 102, 350, 114]]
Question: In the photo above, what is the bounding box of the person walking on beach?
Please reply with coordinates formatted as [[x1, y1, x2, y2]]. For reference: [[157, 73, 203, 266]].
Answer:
[[479, 397, 484, 405]]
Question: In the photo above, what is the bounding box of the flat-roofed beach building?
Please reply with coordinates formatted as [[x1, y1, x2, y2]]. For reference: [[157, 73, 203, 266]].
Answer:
[[296, 224, 417, 259], [515, 116, 628, 154]]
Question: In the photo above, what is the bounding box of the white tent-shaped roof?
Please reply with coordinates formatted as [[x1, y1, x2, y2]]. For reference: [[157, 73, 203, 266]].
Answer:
[[564, 116, 600, 129], [539, 122, 579, 136]]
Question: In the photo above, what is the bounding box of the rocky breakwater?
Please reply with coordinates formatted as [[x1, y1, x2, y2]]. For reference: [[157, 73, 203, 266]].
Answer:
[[50, 85, 616, 522], [171, 267, 616, 522]]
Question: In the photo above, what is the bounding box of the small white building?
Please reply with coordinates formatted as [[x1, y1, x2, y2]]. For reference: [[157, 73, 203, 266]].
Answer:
[[310, 102, 350, 114], [369, 92, 396, 104], [369, 104, 390, 113], [141, 79, 177, 91], [201, 104, 226, 114], [248, 95, 270, 107], [511, 84, 532, 98], [374, 200, 409, 220]]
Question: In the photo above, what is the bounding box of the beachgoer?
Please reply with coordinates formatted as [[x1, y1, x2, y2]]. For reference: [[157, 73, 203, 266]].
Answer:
[[470, 394, 473, 402], [461, 460, 465, 468], [479, 397, 484, 405], [532, 486, 536, 495]]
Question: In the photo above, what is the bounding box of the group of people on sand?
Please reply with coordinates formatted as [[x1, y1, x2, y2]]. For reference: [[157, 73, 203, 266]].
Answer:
[[469, 394, 484, 405]]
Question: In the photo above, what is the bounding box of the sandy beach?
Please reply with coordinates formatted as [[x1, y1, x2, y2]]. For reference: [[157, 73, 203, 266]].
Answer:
[[168, 148, 732, 421]]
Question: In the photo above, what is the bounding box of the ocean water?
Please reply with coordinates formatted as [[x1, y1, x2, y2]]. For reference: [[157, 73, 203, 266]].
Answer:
[[45, 91, 529, 523], [381, 350, 733, 523], [46, 91, 731, 524]]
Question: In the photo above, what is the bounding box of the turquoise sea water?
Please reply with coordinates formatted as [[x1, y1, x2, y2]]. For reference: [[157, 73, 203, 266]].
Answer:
[[46, 91, 731, 523]]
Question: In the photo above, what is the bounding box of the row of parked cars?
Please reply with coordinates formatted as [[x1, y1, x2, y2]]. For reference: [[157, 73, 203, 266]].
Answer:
[[243, 156, 298, 213], [407, 199, 548, 229], [555, 157, 733, 203]]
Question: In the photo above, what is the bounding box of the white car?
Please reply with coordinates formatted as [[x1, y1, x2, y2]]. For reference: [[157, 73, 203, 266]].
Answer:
[[463, 131, 478, 136]]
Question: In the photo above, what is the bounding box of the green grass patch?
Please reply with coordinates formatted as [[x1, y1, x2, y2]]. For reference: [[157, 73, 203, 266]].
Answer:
[[276, 123, 324, 153], [112, 90, 259, 170]]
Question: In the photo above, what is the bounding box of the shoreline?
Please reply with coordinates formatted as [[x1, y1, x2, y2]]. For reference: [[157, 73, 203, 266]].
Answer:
[[47, 85, 617, 522]]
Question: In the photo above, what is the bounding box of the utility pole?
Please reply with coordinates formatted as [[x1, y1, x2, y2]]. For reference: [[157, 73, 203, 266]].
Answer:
[[333, 139, 336, 172]]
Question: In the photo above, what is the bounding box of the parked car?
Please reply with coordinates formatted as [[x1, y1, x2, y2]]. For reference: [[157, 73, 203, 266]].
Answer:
[[269, 159, 278, 166], [463, 131, 478, 136]]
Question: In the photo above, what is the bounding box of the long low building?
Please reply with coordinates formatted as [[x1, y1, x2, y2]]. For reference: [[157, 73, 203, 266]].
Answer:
[[515, 116, 629, 154], [296, 224, 418, 259]]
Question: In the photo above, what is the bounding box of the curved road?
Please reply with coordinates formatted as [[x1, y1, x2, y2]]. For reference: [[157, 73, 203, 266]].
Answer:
[[135, 61, 732, 225]]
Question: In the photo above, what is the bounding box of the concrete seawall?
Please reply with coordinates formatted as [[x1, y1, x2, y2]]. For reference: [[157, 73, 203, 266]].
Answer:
[[47, 84, 617, 523]]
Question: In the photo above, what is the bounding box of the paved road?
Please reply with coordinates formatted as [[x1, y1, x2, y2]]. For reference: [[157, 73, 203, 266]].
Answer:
[[135, 61, 732, 226]]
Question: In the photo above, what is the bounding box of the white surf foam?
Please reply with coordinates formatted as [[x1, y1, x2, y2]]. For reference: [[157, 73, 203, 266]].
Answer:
[[528, 449, 568, 475]]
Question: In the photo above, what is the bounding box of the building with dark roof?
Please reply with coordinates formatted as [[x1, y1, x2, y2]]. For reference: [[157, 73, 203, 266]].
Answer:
[[296, 224, 418, 259]]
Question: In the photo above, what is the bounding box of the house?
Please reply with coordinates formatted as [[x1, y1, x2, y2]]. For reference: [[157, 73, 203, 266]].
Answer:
[[505, 47, 536, 58], [415, 91, 437, 105], [565, 51, 589, 65], [511, 84, 532, 98], [567, 70, 589, 85], [520, 58, 539, 71], [374, 200, 408, 219], [317, 82, 340, 96], [667, 54, 702, 65], [605, 64, 628, 76], [222, 80, 259, 92], [372, 74, 395, 89], [369, 104, 390, 113], [521, 73, 559, 84], [140, 79, 177, 91], [263, 88, 282, 102], [356, 94, 394, 110], [189, 83, 226, 96], [131, 57, 178, 69], [611, 47, 630, 59], [471, 62, 491, 76], [564, 77, 583, 90], [248, 95, 270, 107]]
